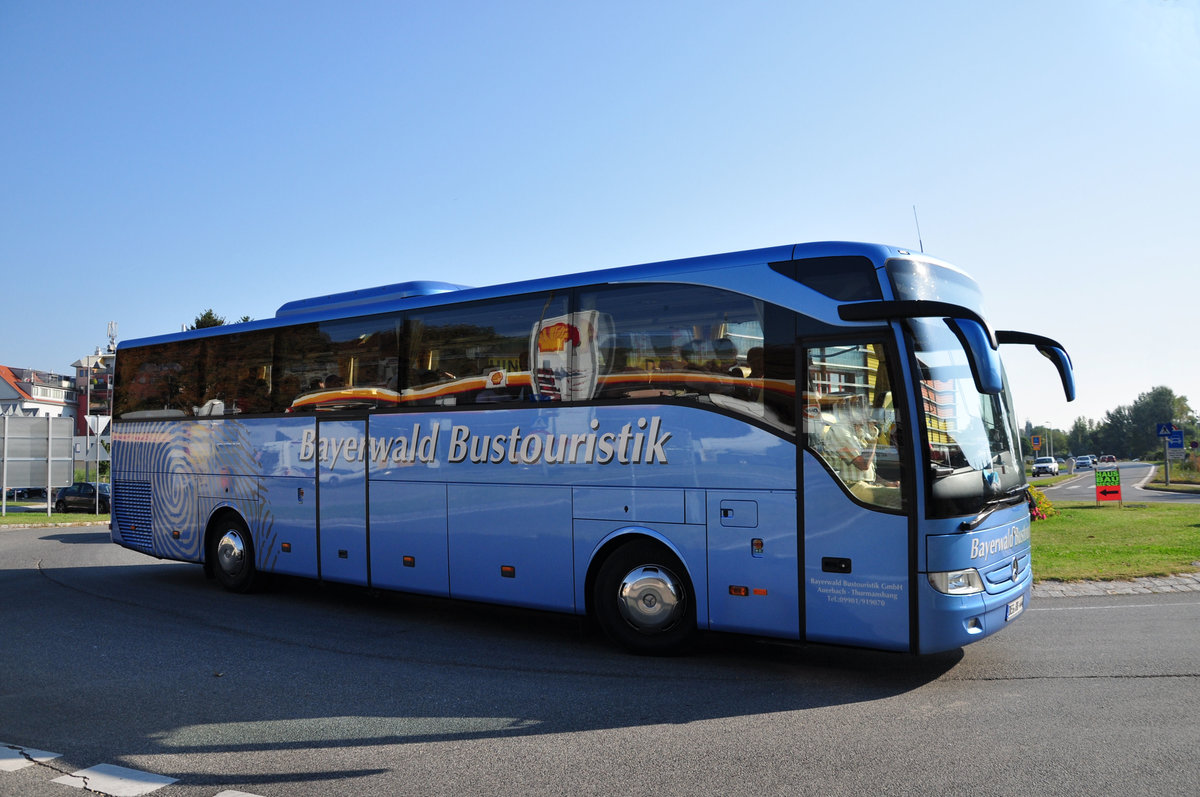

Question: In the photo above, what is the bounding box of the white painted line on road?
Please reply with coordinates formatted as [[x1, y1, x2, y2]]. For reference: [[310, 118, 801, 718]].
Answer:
[[0, 743, 61, 771], [1032, 601, 1200, 611], [52, 763, 177, 795], [214, 791, 268, 797]]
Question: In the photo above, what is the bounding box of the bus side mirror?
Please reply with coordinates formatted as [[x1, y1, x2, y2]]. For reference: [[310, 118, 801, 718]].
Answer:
[[996, 331, 1076, 402], [946, 318, 1003, 395], [836, 300, 1006, 396]]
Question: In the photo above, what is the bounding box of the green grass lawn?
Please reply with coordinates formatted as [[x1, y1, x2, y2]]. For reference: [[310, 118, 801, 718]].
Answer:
[[0, 507, 108, 525], [1032, 501, 1200, 582]]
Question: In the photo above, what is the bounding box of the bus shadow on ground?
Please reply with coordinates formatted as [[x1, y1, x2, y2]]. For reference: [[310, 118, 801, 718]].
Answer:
[[39, 530, 113, 545], [22, 559, 967, 793]]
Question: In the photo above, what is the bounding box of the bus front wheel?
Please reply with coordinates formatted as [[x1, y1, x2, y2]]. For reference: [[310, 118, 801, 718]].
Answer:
[[593, 540, 696, 655], [209, 516, 257, 594]]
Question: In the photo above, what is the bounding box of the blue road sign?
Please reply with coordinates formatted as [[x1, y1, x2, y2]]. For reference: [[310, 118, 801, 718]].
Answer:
[[1157, 423, 1175, 437], [1168, 430, 1184, 449]]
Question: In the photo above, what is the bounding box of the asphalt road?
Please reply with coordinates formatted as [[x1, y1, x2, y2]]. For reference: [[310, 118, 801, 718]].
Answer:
[[2, 525, 1198, 797], [1042, 461, 1200, 503]]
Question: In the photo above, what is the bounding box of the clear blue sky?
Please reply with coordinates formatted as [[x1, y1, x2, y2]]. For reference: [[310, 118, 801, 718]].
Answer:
[[2, 0, 1197, 432]]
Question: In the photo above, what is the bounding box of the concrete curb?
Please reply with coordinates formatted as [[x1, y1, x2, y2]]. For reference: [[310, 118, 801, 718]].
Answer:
[[1033, 571, 1200, 598], [0, 520, 109, 530]]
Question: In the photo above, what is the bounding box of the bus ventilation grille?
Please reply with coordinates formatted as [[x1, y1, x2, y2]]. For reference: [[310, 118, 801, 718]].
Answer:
[[113, 481, 153, 553]]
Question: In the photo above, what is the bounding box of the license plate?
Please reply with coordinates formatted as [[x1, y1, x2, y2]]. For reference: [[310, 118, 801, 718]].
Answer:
[[1006, 594, 1025, 621]]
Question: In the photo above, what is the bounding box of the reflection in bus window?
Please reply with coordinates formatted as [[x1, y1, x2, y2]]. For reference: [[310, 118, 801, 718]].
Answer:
[[279, 315, 401, 412], [196, 330, 275, 416], [404, 292, 567, 406], [805, 343, 905, 510], [579, 284, 796, 436], [113, 340, 203, 419]]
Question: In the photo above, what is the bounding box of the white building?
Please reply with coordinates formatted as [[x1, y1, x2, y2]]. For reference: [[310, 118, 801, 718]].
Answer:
[[0, 366, 77, 419]]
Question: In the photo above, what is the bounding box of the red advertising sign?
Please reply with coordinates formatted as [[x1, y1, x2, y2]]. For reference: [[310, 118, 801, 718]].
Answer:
[[1095, 468, 1122, 503]]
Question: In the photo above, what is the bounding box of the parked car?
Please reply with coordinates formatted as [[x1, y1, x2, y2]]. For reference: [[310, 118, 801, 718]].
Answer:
[[1075, 455, 1092, 470], [53, 482, 111, 514], [1032, 456, 1060, 476]]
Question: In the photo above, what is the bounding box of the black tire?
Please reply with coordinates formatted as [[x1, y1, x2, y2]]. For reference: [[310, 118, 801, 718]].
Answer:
[[592, 539, 696, 655], [209, 516, 257, 593], [54, 500, 66, 513]]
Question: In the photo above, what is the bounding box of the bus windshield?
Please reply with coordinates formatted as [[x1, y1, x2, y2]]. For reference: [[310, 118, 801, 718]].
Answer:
[[908, 316, 1025, 518]]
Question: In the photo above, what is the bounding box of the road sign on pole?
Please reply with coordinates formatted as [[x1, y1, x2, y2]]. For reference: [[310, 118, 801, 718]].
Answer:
[[1168, 430, 1185, 462], [1031, 434, 1042, 451], [1157, 423, 1175, 437]]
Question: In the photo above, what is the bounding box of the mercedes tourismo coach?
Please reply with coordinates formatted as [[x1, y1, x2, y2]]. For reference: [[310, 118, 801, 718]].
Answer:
[[110, 241, 1074, 655]]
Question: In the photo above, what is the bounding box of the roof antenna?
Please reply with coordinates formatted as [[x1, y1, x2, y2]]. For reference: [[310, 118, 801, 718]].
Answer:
[[912, 205, 925, 253]]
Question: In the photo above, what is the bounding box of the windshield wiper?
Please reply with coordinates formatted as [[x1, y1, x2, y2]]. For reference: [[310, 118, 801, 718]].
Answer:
[[958, 486, 1028, 532]]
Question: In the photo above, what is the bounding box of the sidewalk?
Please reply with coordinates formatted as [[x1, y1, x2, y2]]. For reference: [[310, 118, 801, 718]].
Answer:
[[1033, 569, 1200, 598]]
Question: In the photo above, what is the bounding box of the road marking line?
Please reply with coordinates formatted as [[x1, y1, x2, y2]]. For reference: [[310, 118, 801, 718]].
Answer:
[[1, 743, 61, 772], [1032, 601, 1200, 611], [52, 763, 177, 795]]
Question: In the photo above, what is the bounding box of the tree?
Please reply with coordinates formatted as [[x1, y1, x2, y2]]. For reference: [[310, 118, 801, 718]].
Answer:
[[1067, 417, 1095, 457], [190, 309, 226, 329], [1087, 386, 1196, 459], [1126, 387, 1176, 457], [1029, 424, 1067, 459], [189, 310, 253, 329], [1097, 405, 1135, 457]]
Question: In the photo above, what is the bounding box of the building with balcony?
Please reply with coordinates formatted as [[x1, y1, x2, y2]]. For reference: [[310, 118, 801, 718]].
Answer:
[[0, 366, 77, 419]]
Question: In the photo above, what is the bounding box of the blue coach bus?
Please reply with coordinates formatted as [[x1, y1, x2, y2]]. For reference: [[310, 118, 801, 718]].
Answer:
[[110, 241, 1073, 655]]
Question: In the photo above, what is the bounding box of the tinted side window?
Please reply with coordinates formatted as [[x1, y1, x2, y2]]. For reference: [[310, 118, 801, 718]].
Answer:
[[196, 330, 276, 416], [770, 256, 882, 301], [115, 340, 204, 418], [578, 284, 796, 436], [278, 315, 402, 412], [404, 293, 568, 406]]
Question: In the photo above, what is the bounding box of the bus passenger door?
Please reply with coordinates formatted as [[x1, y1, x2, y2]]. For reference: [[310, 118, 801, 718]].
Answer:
[[802, 452, 910, 651], [801, 341, 911, 652], [317, 418, 369, 585]]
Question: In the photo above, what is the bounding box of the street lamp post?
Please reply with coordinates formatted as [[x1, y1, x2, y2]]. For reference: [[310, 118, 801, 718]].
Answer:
[[84, 367, 91, 486], [83, 358, 102, 513]]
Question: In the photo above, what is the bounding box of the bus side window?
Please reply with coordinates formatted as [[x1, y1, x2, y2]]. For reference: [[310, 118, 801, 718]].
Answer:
[[404, 292, 568, 406], [197, 330, 275, 416], [577, 284, 796, 437], [118, 339, 202, 418], [805, 342, 904, 511]]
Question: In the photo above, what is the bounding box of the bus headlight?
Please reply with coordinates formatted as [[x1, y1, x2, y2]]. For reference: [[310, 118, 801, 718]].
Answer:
[[928, 568, 985, 595]]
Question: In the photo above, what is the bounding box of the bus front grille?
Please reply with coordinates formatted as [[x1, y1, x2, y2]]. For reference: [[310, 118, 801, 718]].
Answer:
[[113, 481, 153, 553]]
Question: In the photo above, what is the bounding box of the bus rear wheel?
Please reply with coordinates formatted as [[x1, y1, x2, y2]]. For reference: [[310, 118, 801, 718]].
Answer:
[[593, 539, 696, 655], [210, 516, 257, 593]]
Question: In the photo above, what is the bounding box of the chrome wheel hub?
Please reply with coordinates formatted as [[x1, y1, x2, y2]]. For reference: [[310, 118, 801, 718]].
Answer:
[[617, 565, 683, 632], [217, 529, 247, 577]]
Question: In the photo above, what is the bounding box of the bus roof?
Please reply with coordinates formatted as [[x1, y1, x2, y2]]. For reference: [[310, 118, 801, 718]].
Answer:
[[118, 241, 913, 351]]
